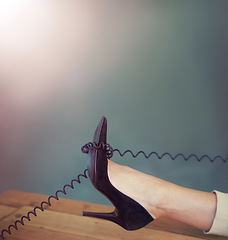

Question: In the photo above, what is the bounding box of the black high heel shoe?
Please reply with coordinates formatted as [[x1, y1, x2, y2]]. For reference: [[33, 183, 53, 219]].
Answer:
[[83, 116, 154, 230]]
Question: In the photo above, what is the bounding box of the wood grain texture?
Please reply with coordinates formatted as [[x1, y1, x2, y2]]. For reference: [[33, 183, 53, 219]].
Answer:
[[0, 190, 227, 240]]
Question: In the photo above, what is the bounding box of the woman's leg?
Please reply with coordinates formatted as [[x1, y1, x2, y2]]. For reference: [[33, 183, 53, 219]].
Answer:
[[108, 160, 216, 232]]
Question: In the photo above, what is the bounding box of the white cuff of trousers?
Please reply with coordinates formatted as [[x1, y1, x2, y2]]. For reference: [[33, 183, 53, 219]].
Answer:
[[204, 190, 228, 237]]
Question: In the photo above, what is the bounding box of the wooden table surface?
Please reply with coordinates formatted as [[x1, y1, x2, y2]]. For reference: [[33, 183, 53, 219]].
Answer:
[[0, 190, 227, 240]]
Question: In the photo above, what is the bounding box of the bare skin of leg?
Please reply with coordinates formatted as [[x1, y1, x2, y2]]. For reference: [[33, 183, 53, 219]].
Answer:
[[107, 160, 217, 232]]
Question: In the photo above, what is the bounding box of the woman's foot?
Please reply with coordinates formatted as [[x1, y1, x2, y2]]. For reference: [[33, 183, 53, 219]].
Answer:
[[107, 160, 172, 219]]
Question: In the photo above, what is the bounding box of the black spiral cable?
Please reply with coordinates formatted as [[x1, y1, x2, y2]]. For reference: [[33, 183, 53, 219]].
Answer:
[[82, 142, 228, 163], [112, 149, 228, 163], [0, 169, 88, 239]]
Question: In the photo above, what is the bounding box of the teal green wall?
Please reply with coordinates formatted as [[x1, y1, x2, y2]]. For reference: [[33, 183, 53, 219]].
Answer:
[[1, 1, 228, 206]]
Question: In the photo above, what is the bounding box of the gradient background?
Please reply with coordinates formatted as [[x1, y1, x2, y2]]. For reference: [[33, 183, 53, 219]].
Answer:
[[0, 0, 228, 206]]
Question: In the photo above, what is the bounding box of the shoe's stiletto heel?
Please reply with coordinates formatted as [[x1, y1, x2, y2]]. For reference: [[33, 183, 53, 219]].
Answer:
[[83, 209, 125, 227], [83, 116, 154, 230]]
